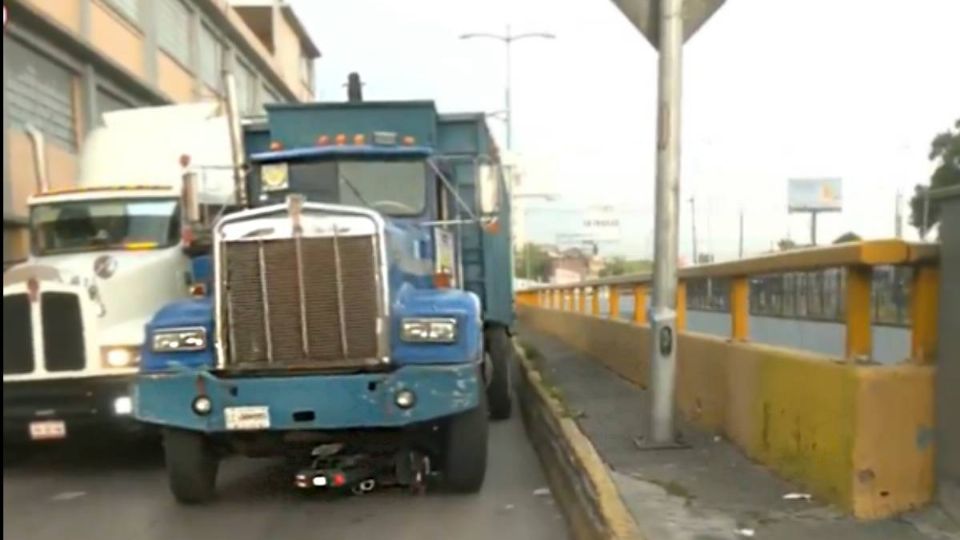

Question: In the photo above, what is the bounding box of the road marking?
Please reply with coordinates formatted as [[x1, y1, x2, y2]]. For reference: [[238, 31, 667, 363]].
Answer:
[[51, 491, 86, 502]]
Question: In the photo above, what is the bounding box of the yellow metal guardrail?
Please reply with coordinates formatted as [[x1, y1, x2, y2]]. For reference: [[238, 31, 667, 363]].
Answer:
[[517, 240, 940, 364]]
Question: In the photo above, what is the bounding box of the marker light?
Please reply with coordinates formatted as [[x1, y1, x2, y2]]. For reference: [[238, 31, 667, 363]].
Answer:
[[332, 473, 347, 487], [353, 134, 366, 145], [316, 135, 330, 146], [123, 242, 158, 251], [433, 272, 452, 289], [269, 141, 284, 151], [335, 134, 348, 146], [402, 136, 416, 146]]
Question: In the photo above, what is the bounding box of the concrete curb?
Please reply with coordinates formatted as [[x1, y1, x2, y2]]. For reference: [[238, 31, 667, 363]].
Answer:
[[514, 341, 644, 540]]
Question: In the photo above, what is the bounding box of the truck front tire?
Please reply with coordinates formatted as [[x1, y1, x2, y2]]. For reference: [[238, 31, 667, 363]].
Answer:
[[163, 429, 219, 505], [442, 395, 488, 493], [485, 328, 514, 420]]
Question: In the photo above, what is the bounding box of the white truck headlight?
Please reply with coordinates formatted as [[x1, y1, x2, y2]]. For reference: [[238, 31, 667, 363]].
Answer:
[[101, 347, 140, 368], [400, 318, 458, 343], [152, 328, 208, 352]]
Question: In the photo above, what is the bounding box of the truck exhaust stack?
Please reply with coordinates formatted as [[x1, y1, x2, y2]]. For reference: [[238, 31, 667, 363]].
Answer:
[[347, 72, 363, 102]]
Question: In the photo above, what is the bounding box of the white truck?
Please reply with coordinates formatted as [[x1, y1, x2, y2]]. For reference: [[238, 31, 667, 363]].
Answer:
[[2, 102, 237, 445]]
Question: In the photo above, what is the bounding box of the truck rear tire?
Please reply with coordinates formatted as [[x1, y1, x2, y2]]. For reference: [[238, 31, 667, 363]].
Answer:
[[163, 429, 218, 505], [486, 328, 514, 421], [442, 395, 488, 493]]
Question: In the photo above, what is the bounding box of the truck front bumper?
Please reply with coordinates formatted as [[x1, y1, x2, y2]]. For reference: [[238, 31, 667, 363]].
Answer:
[[3, 375, 139, 442], [133, 364, 482, 432]]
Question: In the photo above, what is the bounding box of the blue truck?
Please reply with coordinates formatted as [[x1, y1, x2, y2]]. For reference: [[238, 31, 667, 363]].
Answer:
[[133, 75, 516, 504]]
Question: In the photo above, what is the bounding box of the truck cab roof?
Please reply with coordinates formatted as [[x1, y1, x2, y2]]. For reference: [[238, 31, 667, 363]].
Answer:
[[28, 185, 178, 206]]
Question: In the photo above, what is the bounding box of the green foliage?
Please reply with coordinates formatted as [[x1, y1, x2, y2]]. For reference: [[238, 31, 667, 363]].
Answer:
[[833, 232, 862, 244], [599, 257, 653, 278], [777, 238, 798, 251], [514, 243, 552, 281], [911, 118, 960, 236]]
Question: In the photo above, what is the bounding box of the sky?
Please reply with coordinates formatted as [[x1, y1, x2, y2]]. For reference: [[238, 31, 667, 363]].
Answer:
[[288, 0, 960, 261]]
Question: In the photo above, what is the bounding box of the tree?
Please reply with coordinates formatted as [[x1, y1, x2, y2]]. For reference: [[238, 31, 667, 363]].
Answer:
[[777, 238, 798, 251], [599, 258, 653, 278], [911, 118, 960, 236], [833, 232, 862, 244], [514, 244, 552, 282]]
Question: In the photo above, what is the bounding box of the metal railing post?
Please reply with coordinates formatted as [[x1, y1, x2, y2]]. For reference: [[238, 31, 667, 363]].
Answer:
[[634, 285, 649, 325], [610, 287, 621, 320], [731, 277, 750, 341], [845, 266, 873, 361], [910, 265, 940, 364]]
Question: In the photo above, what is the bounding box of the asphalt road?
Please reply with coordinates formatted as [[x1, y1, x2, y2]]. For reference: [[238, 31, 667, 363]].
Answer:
[[3, 415, 567, 540]]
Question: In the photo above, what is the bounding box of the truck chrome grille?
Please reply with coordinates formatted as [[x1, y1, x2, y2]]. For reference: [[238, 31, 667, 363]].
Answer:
[[41, 292, 86, 372], [3, 294, 34, 375], [223, 235, 381, 368]]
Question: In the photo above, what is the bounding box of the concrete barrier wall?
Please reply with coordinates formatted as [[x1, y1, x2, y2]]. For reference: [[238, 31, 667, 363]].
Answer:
[[519, 305, 936, 520]]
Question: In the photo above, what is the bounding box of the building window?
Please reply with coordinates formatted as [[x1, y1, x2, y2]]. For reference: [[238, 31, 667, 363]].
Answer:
[[236, 60, 258, 114], [96, 89, 133, 126], [260, 84, 280, 113], [105, 0, 141, 24], [5, 39, 77, 149], [158, 0, 191, 67], [198, 24, 222, 90], [299, 54, 312, 85]]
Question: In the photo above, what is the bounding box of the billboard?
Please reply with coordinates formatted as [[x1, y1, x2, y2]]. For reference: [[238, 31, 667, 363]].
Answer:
[[581, 205, 622, 241], [788, 178, 843, 212]]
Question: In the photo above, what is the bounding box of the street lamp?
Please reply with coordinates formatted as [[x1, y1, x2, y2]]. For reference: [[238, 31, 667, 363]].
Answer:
[[460, 26, 556, 151]]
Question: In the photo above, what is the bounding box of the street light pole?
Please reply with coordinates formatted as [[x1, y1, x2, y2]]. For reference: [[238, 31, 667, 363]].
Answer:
[[460, 26, 556, 151], [505, 25, 514, 150], [648, 0, 684, 446]]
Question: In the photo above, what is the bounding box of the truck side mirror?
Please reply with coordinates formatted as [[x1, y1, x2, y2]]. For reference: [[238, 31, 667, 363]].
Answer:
[[477, 162, 501, 216], [181, 171, 212, 257], [181, 223, 212, 258]]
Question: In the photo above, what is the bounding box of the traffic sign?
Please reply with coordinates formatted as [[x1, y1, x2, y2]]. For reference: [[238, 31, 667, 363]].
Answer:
[[610, 0, 725, 49]]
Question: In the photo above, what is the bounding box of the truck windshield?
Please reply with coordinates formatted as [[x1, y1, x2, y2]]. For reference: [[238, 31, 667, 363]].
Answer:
[[31, 198, 180, 256], [284, 160, 427, 217]]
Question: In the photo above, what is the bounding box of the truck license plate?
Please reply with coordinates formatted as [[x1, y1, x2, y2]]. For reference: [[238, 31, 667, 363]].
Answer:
[[225, 406, 270, 431], [29, 420, 67, 440]]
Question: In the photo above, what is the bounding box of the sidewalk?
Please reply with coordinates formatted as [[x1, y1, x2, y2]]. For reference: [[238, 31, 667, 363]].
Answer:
[[518, 324, 960, 540]]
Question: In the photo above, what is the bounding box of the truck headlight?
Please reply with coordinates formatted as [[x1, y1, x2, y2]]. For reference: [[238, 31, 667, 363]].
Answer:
[[101, 347, 140, 368], [152, 328, 208, 352], [400, 318, 457, 343]]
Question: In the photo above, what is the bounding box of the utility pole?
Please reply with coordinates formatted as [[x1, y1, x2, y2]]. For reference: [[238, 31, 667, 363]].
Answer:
[[895, 190, 904, 239], [810, 211, 819, 246], [689, 197, 698, 264], [460, 27, 556, 151], [738, 208, 745, 259]]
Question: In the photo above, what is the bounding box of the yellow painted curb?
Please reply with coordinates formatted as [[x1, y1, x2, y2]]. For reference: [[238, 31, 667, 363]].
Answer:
[[515, 342, 644, 540]]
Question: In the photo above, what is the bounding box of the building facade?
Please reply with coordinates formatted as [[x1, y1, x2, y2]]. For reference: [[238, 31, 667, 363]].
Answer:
[[3, 0, 320, 263]]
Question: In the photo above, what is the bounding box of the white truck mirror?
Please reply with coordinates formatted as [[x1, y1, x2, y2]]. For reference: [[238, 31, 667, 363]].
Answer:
[[477, 162, 501, 216]]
